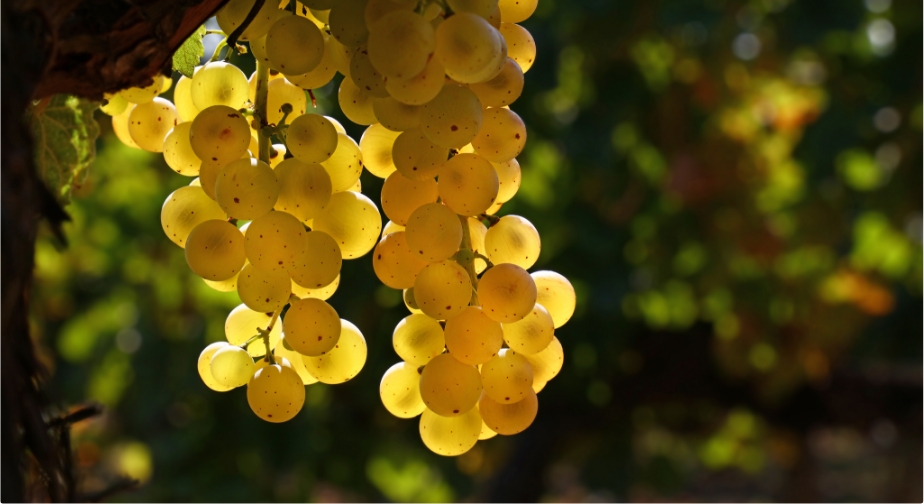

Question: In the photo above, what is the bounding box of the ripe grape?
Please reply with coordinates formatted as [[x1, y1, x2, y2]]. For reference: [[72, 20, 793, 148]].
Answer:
[[497, 0, 537, 23], [163, 123, 200, 176], [523, 335, 563, 392], [285, 33, 338, 89], [100, 93, 128, 116], [405, 203, 463, 263], [383, 220, 406, 236], [471, 107, 527, 162], [419, 353, 482, 416], [338, 76, 377, 125], [349, 45, 389, 97], [358, 123, 400, 178], [328, 0, 369, 47], [470, 58, 524, 108], [421, 85, 484, 149], [216, 0, 284, 41], [499, 23, 536, 72], [392, 129, 449, 181], [210, 345, 255, 388], [443, 306, 504, 365], [478, 389, 538, 435], [502, 303, 554, 354], [321, 133, 364, 192], [419, 407, 482, 456], [244, 210, 308, 272], [127, 97, 178, 152], [414, 261, 473, 320], [160, 186, 226, 247], [286, 114, 338, 163], [385, 56, 446, 106], [283, 298, 341, 356], [174, 75, 200, 122], [364, 0, 415, 26], [481, 348, 534, 403], [311, 191, 382, 259], [237, 263, 292, 312], [392, 313, 445, 365], [434, 13, 504, 83], [191, 61, 250, 110], [203, 271, 240, 293], [112, 106, 139, 149], [372, 97, 421, 132], [479, 416, 498, 440], [437, 153, 499, 216], [477, 263, 537, 323], [492, 158, 521, 203], [447, 0, 499, 18], [367, 11, 435, 80], [291, 274, 340, 300], [247, 364, 306, 423], [288, 231, 342, 289], [302, 319, 367, 383], [198, 342, 234, 392], [467, 217, 490, 273], [267, 78, 307, 125], [380, 361, 426, 418], [185, 220, 246, 280], [225, 304, 282, 358], [373, 231, 429, 289], [274, 336, 319, 385], [119, 75, 164, 104], [215, 157, 280, 220], [266, 14, 325, 75], [381, 172, 439, 226], [189, 105, 251, 165], [484, 214, 541, 269]]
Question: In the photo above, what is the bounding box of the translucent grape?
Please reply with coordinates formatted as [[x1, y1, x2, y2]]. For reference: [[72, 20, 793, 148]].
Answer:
[[380, 361, 426, 418], [479, 389, 537, 434], [237, 263, 292, 312], [434, 13, 504, 83], [438, 153, 499, 216], [283, 298, 341, 356], [311, 191, 382, 259], [273, 158, 332, 221], [479, 417, 498, 439], [197, 159, 224, 200], [245, 210, 307, 272], [174, 75, 200, 122], [393, 313, 445, 365], [419, 407, 482, 456], [289, 231, 342, 289], [448, 0, 498, 17], [364, 0, 414, 26], [163, 123, 200, 176], [444, 306, 504, 365], [467, 217, 489, 273], [119, 75, 164, 104], [247, 69, 284, 102], [225, 304, 283, 358], [274, 336, 320, 385], [189, 105, 251, 165], [269, 143, 287, 168], [392, 129, 449, 181], [471, 107, 526, 162], [381, 172, 438, 225], [328, 0, 369, 47], [302, 319, 367, 383], [329, 36, 355, 76], [477, 263, 537, 323], [349, 45, 389, 97], [319, 133, 364, 192], [185, 220, 247, 280], [499, 23, 536, 72], [112, 106, 140, 149], [503, 303, 553, 354], [373, 231, 429, 289], [497, 0, 537, 23], [338, 77, 377, 125], [160, 186, 226, 247], [470, 58, 524, 108], [285, 33, 338, 89], [372, 97, 421, 132], [484, 214, 540, 269], [403, 287, 424, 314], [405, 203, 463, 263], [481, 348, 533, 403], [247, 364, 306, 423], [215, 157, 279, 220], [383, 220, 406, 236], [421, 85, 484, 149], [191, 61, 249, 110], [359, 123, 400, 178], [203, 271, 240, 292], [198, 342, 234, 392], [216, 0, 285, 40], [385, 56, 446, 106], [531, 271, 576, 328], [523, 335, 563, 391], [414, 261, 472, 320], [250, 35, 273, 69], [100, 93, 128, 116], [368, 11, 435, 80], [291, 274, 339, 300], [286, 114, 338, 163], [127, 97, 178, 152], [485, 2, 502, 28], [267, 78, 307, 125], [419, 353, 482, 416], [210, 345, 255, 388], [265, 14, 324, 75], [492, 158, 521, 203]]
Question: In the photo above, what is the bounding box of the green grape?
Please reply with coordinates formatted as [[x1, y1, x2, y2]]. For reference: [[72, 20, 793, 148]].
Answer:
[[499, 23, 536, 72], [191, 61, 250, 110], [237, 263, 292, 312], [289, 231, 342, 289], [481, 348, 534, 403], [419, 353, 482, 416], [119, 75, 164, 104], [421, 85, 484, 149], [380, 361, 426, 418], [185, 220, 247, 280], [497, 0, 537, 23], [225, 304, 282, 358], [358, 123, 400, 178], [364, 0, 414, 26], [372, 97, 421, 132], [210, 345, 255, 388], [338, 77, 377, 125], [470, 58, 524, 108], [203, 271, 240, 292], [349, 45, 389, 97], [274, 336, 319, 385], [267, 78, 307, 125], [504, 304, 555, 355], [385, 56, 446, 106], [285, 33, 338, 89], [373, 231, 429, 289], [471, 107, 526, 162], [367, 11, 435, 80], [434, 13, 504, 83], [329, 35, 355, 76], [405, 203, 463, 263], [448, 0, 498, 17], [291, 274, 339, 300], [250, 35, 274, 70], [311, 191, 382, 259], [414, 261, 472, 320], [163, 122, 200, 176], [438, 153, 499, 216], [273, 158, 332, 221], [531, 271, 576, 328], [302, 319, 367, 383], [381, 171, 439, 226], [393, 313, 445, 365], [127, 97, 178, 152], [282, 298, 341, 356], [112, 106, 140, 149], [198, 342, 234, 392], [419, 407, 482, 456], [160, 186, 226, 247], [189, 105, 251, 164], [484, 214, 540, 269], [174, 74, 200, 122], [319, 131, 366, 191], [492, 158, 521, 203], [215, 157, 280, 220], [329, 0, 368, 47], [247, 364, 306, 423], [244, 210, 308, 272], [477, 263, 537, 323], [523, 335, 563, 392], [266, 14, 325, 75], [392, 129, 449, 181], [286, 114, 338, 164], [100, 93, 128, 116], [382, 220, 406, 236], [216, 0, 285, 41], [444, 306, 504, 365], [403, 287, 424, 314], [479, 389, 537, 435]]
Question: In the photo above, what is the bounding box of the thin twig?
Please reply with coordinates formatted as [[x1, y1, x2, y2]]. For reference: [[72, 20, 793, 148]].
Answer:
[[226, 0, 267, 51]]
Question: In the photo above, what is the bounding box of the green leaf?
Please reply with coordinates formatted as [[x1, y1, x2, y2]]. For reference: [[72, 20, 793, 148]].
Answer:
[[27, 95, 100, 205], [173, 25, 206, 78]]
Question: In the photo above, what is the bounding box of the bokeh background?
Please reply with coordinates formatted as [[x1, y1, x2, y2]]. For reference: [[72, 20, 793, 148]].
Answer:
[[30, 0, 922, 501]]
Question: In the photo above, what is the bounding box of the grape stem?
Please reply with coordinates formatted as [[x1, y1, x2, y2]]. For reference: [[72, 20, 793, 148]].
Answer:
[[208, 39, 227, 62], [474, 252, 494, 269], [478, 213, 501, 227], [260, 304, 285, 364], [456, 214, 480, 305], [226, 0, 266, 54]]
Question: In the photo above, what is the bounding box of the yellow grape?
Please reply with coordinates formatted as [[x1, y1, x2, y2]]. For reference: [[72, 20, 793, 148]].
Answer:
[[247, 69, 284, 102], [320, 133, 364, 192], [283, 298, 341, 356], [189, 105, 251, 164], [269, 144, 287, 168], [497, 0, 537, 23], [531, 270, 576, 328], [266, 14, 324, 75], [438, 153, 499, 216], [286, 114, 337, 163], [197, 159, 225, 200], [297, 3, 327, 28], [419, 407, 482, 456], [477, 263, 537, 323], [359, 123, 400, 178], [273, 158, 332, 221], [499, 23, 536, 72], [203, 271, 240, 292], [291, 274, 339, 300], [471, 107, 526, 162], [479, 389, 537, 435], [267, 78, 307, 125], [100, 93, 128, 116], [210, 345, 255, 388], [367, 11, 435, 80], [523, 335, 563, 390], [274, 336, 319, 385], [237, 263, 292, 312], [448, 0, 498, 17], [338, 77, 377, 125], [479, 416, 498, 439], [470, 58, 524, 108], [385, 56, 446, 106], [484, 214, 540, 269], [492, 158, 521, 203], [328, 0, 369, 47], [191, 61, 249, 110], [364, 0, 414, 26], [392, 129, 449, 181], [382, 220, 405, 236], [414, 261, 472, 320], [160, 186, 226, 247], [112, 106, 140, 149], [311, 191, 382, 259], [163, 123, 200, 176], [119, 75, 164, 104], [405, 203, 463, 263], [419, 353, 482, 416], [198, 342, 234, 392], [174, 75, 200, 122], [185, 220, 246, 280], [434, 13, 504, 83], [485, 2, 502, 28], [373, 231, 428, 289], [289, 231, 342, 289], [349, 45, 389, 97], [302, 319, 367, 383], [403, 287, 424, 314], [250, 35, 273, 69], [443, 306, 504, 365], [244, 210, 307, 272], [381, 172, 438, 225], [225, 304, 282, 358], [465, 218, 489, 275], [504, 304, 555, 355], [372, 97, 421, 132], [328, 36, 355, 76], [393, 313, 445, 365], [485, 199, 503, 215], [285, 33, 338, 89], [420, 85, 483, 149], [481, 348, 533, 403], [380, 361, 426, 418], [215, 157, 279, 220], [247, 364, 306, 423], [216, 0, 285, 40], [127, 97, 177, 152]]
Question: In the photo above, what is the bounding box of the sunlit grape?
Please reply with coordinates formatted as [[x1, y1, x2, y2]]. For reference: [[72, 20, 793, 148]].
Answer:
[[419, 353, 482, 416]]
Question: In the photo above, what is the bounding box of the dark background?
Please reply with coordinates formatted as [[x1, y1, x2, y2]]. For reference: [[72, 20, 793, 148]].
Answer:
[[29, 0, 922, 501]]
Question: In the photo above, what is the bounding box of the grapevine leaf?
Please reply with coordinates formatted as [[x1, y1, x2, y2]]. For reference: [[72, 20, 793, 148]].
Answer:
[[173, 25, 206, 78], [27, 95, 100, 205]]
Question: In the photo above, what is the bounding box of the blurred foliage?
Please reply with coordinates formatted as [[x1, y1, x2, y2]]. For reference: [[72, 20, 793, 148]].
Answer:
[[30, 0, 921, 501]]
